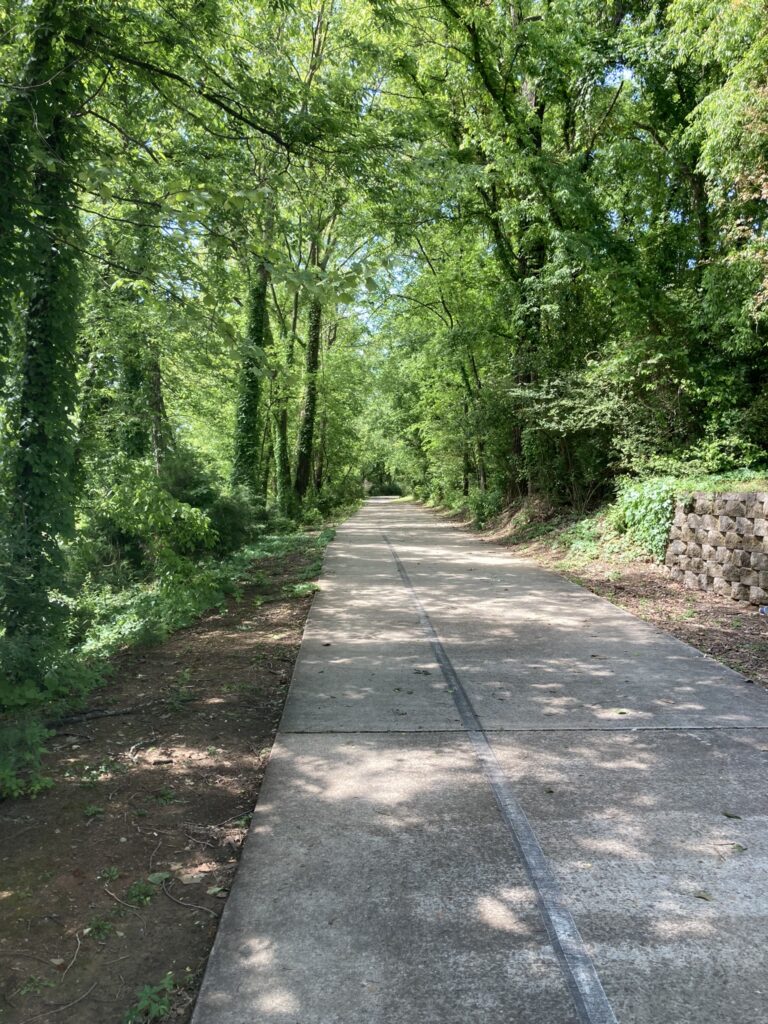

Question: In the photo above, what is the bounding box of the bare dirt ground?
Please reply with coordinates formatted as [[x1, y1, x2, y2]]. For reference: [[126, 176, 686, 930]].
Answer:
[[0, 549, 318, 1023]]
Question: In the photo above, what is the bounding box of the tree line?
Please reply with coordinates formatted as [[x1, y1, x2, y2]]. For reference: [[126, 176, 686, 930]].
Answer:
[[1, 0, 766, 785]]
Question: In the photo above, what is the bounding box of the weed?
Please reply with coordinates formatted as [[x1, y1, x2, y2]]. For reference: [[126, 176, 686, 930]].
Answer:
[[154, 787, 178, 805], [83, 804, 104, 819], [86, 915, 115, 940], [99, 866, 121, 882], [18, 976, 55, 997], [124, 972, 175, 1022], [285, 581, 320, 598], [166, 685, 195, 712], [126, 880, 156, 906]]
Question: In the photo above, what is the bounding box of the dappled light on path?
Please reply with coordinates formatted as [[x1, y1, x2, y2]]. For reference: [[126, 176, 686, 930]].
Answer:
[[193, 500, 768, 1024]]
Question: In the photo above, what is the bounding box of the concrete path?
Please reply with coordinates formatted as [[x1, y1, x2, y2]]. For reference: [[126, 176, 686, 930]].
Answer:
[[192, 499, 768, 1024]]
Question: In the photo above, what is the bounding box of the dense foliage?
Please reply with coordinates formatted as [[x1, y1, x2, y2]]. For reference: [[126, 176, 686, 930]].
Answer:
[[1, 0, 766, 792]]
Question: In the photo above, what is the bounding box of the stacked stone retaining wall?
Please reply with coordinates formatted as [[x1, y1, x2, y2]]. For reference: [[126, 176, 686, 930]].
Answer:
[[664, 491, 768, 605]]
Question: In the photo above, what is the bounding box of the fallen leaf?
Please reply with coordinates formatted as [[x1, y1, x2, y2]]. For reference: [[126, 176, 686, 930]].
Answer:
[[694, 890, 713, 901]]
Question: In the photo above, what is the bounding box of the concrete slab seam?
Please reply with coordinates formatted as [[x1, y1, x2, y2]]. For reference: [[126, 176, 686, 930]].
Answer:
[[280, 725, 768, 735], [382, 531, 619, 1024]]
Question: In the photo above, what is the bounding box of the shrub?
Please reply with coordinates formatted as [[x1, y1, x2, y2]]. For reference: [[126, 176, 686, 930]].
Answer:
[[609, 479, 677, 560], [0, 719, 53, 798], [467, 486, 505, 529], [207, 490, 258, 554]]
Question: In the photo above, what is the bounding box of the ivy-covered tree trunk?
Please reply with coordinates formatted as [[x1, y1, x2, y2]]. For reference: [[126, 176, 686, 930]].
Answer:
[[314, 411, 327, 493], [293, 297, 322, 501], [0, 1, 88, 694], [273, 406, 294, 515], [232, 263, 271, 492], [119, 339, 173, 470], [116, 225, 173, 470]]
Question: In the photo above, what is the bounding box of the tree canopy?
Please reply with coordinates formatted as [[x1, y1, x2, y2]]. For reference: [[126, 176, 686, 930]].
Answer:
[[1, 0, 767, 789]]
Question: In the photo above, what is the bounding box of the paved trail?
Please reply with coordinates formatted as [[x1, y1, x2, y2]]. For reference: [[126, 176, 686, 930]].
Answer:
[[192, 499, 768, 1024]]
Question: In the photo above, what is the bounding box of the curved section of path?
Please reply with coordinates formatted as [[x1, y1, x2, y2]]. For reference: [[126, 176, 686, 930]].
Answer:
[[192, 499, 768, 1024]]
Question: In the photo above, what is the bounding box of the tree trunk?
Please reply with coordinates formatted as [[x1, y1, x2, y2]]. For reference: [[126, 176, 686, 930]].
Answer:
[[232, 263, 271, 491], [1, 2, 86, 690], [293, 297, 322, 501], [314, 411, 327, 493], [273, 406, 293, 516]]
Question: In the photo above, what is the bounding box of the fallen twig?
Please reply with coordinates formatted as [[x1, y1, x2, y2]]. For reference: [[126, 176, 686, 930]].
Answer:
[[148, 837, 162, 870], [103, 885, 144, 923], [161, 881, 219, 917], [214, 811, 251, 828], [18, 981, 98, 1023], [47, 701, 158, 727], [61, 933, 80, 981], [184, 831, 217, 849], [0, 951, 54, 967]]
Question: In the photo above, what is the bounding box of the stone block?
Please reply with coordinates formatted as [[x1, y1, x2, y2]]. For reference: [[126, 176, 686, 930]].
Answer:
[[713, 497, 727, 515], [695, 527, 708, 544], [741, 570, 758, 587], [742, 535, 762, 552], [689, 557, 703, 573], [721, 565, 742, 583], [731, 582, 750, 601], [760, 570, 768, 589], [694, 493, 713, 514], [708, 530, 726, 547], [725, 531, 741, 548], [683, 571, 699, 590], [701, 543, 716, 560], [668, 524, 682, 541], [725, 497, 747, 517], [669, 567, 684, 582], [681, 526, 696, 543], [747, 498, 764, 518], [705, 560, 720, 577], [751, 551, 768, 571], [698, 573, 709, 589], [687, 542, 702, 558], [702, 514, 718, 530], [736, 516, 754, 536], [750, 586, 768, 606], [679, 556, 692, 571], [713, 576, 731, 597], [754, 518, 768, 537], [715, 545, 728, 563], [672, 507, 687, 528], [719, 515, 736, 532], [669, 539, 686, 556]]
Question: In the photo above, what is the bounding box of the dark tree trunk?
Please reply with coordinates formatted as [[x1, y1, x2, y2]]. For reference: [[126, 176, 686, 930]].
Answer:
[[293, 297, 322, 501], [273, 406, 293, 515], [314, 411, 327, 493], [232, 263, 271, 491]]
